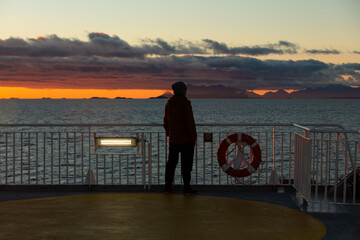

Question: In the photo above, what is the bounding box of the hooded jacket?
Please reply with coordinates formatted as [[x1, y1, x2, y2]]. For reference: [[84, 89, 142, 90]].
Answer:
[[164, 95, 197, 144]]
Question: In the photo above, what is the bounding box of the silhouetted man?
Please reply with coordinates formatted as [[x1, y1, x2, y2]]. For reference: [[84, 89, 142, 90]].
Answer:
[[164, 81, 197, 193]]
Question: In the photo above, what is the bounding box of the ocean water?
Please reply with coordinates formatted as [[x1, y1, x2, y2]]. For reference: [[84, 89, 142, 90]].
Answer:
[[0, 98, 359, 130]]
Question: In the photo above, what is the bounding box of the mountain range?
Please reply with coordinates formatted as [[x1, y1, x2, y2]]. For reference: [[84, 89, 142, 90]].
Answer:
[[152, 84, 360, 99]]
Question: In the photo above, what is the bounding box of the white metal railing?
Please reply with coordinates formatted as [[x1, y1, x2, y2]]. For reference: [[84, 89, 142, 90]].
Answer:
[[294, 134, 312, 204], [0, 123, 297, 186], [294, 124, 360, 204], [0, 123, 359, 204]]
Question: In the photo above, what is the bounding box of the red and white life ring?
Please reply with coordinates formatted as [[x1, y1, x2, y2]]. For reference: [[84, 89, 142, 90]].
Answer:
[[217, 133, 261, 178]]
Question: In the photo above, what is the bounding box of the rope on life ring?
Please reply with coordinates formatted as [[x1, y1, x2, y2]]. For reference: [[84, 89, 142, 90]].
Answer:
[[217, 133, 261, 178]]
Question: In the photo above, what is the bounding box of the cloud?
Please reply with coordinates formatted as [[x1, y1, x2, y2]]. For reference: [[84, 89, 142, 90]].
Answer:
[[0, 33, 144, 58], [0, 33, 301, 58], [0, 33, 206, 58], [0, 33, 359, 91], [1, 53, 359, 90], [305, 49, 341, 54], [140, 38, 206, 56], [203, 56, 328, 76], [202, 39, 231, 54], [5, 33, 353, 59], [336, 63, 360, 70], [202, 39, 298, 55]]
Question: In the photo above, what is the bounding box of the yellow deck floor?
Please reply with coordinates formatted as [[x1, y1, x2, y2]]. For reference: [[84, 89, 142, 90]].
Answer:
[[0, 193, 326, 240]]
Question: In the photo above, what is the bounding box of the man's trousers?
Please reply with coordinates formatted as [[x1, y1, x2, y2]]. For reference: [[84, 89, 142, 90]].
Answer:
[[165, 142, 195, 188]]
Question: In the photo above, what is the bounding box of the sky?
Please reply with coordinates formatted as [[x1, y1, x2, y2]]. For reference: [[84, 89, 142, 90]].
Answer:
[[0, 0, 360, 98]]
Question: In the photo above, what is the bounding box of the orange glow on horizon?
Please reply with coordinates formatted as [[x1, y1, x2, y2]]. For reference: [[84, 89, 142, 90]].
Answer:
[[0, 87, 304, 99], [0, 87, 167, 99], [249, 89, 297, 96]]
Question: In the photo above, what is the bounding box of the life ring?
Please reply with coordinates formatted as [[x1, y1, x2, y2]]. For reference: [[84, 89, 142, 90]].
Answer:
[[217, 133, 261, 178]]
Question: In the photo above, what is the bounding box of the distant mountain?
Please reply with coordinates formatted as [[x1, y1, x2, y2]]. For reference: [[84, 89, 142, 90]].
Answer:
[[290, 85, 360, 98], [149, 91, 173, 99], [245, 91, 261, 98], [162, 91, 174, 98], [149, 95, 168, 99], [149, 84, 360, 99], [263, 89, 290, 99], [149, 84, 248, 99], [115, 97, 131, 99]]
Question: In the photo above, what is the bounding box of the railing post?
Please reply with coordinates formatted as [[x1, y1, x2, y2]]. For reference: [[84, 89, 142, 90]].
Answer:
[[157, 132, 160, 184], [141, 133, 146, 190], [353, 142, 358, 204], [66, 132, 69, 184], [334, 133, 340, 203], [273, 126, 275, 171], [88, 126, 91, 172], [265, 132, 268, 183], [13, 133, 16, 184], [28, 132, 30, 184], [51, 132, 54, 185], [58, 132, 61, 184], [312, 132, 315, 182], [165, 133, 167, 184], [35, 132, 38, 185], [21, 133, 23, 184], [211, 135, 214, 185], [203, 133, 205, 185], [81, 132, 84, 184], [5, 132, 8, 184], [42, 132, 45, 184], [269, 126, 280, 184], [74, 132, 76, 184], [148, 133, 152, 190]]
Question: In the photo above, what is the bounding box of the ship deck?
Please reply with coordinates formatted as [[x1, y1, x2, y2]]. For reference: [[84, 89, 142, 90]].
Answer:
[[0, 186, 359, 240]]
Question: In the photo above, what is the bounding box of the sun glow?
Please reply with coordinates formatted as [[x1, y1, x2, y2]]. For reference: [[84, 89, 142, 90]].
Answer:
[[0, 87, 167, 99], [249, 89, 297, 96]]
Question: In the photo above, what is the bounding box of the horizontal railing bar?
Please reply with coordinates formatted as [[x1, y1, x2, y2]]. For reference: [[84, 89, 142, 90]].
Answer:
[[293, 123, 311, 131], [0, 122, 348, 128], [294, 123, 359, 134], [309, 129, 360, 134]]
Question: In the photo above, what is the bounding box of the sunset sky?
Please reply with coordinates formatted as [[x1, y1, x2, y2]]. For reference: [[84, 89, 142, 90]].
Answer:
[[0, 0, 359, 98]]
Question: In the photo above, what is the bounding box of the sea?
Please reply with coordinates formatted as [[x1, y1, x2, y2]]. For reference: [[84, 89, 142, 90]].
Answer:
[[0, 98, 359, 185], [0, 98, 359, 130]]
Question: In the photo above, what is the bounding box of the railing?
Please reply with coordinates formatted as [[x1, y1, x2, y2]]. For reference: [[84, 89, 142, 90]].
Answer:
[[294, 124, 360, 204], [294, 134, 312, 205], [0, 123, 358, 204]]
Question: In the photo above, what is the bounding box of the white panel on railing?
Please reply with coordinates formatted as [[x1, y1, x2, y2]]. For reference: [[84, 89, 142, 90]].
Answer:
[[294, 133, 312, 202]]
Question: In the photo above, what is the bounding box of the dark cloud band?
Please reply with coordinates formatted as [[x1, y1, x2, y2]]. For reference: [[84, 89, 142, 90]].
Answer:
[[0, 54, 359, 90], [1, 32, 348, 58], [305, 49, 341, 54], [0, 33, 359, 90]]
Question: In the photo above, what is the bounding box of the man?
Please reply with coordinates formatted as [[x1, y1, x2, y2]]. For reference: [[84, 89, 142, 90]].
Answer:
[[163, 81, 197, 193]]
